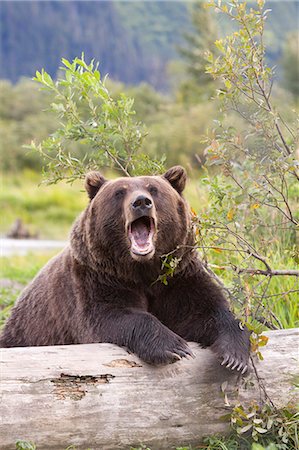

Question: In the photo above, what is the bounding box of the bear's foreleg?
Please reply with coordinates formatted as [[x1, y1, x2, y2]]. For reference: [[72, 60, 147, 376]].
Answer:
[[150, 266, 250, 373], [173, 305, 249, 373], [81, 306, 194, 365], [205, 308, 250, 374]]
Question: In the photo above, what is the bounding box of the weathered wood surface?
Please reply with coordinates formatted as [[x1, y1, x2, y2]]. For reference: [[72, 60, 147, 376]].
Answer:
[[0, 329, 298, 450]]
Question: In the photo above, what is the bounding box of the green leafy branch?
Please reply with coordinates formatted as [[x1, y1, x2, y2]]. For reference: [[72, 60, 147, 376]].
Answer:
[[155, 253, 183, 286], [228, 403, 298, 447], [27, 54, 164, 183]]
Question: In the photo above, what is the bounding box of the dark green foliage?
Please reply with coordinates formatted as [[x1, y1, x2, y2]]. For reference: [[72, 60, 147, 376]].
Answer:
[[0, 1, 189, 90], [0, 2, 135, 83], [0, 79, 58, 171], [115, 1, 189, 90], [178, 1, 217, 102]]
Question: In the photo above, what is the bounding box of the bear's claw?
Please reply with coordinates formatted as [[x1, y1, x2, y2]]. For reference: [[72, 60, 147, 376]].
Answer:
[[221, 355, 230, 366], [181, 346, 196, 359], [165, 351, 182, 362], [231, 360, 240, 370], [169, 344, 195, 361], [211, 327, 250, 375], [221, 354, 248, 374], [140, 332, 194, 365]]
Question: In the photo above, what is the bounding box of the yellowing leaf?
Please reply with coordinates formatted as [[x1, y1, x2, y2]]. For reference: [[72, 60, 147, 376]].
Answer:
[[210, 139, 219, 150], [227, 208, 236, 220], [258, 335, 269, 347], [190, 207, 197, 217], [250, 203, 260, 210], [257, 0, 265, 8], [212, 247, 223, 254]]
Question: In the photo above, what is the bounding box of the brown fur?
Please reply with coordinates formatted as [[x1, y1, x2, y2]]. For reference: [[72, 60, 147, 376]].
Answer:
[[0, 166, 250, 369]]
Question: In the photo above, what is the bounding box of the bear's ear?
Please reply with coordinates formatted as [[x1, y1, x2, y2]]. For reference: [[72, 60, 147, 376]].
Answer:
[[163, 166, 187, 194], [85, 171, 107, 200]]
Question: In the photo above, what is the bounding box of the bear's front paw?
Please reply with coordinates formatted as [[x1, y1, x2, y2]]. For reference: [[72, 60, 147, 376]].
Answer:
[[211, 328, 250, 374], [138, 332, 194, 365]]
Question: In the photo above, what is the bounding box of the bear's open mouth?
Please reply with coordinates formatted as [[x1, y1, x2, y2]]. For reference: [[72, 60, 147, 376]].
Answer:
[[128, 216, 155, 257]]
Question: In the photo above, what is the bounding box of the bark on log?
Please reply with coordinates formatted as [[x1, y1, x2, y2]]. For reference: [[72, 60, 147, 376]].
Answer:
[[0, 329, 298, 450]]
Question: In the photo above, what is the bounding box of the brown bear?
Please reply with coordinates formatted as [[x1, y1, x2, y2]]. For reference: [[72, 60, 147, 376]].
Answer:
[[0, 166, 250, 372]]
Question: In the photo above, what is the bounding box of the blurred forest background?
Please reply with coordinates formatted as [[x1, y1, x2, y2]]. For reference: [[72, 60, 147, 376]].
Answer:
[[0, 1, 298, 86], [1, 0, 298, 181]]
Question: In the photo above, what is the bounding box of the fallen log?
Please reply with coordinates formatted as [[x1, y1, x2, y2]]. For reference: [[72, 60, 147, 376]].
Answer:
[[0, 329, 298, 450]]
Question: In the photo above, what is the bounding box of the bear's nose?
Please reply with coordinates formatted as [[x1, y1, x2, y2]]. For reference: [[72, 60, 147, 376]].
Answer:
[[132, 195, 152, 210]]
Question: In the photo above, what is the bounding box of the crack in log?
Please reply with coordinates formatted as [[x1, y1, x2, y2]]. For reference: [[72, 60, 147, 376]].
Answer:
[[104, 358, 142, 368], [51, 372, 114, 401]]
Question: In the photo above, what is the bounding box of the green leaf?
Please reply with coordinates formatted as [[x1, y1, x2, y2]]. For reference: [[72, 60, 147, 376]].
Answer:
[[215, 39, 225, 53], [239, 423, 253, 433], [251, 444, 265, 450], [42, 70, 54, 87], [255, 426, 268, 434], [61, 58, 73, 70], [15, 441, 36, 450]]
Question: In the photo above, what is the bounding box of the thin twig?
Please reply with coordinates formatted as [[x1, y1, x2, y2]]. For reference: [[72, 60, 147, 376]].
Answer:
[[255, 289, 299, 299], [250, 356, 276, 409], [105, 148, 131, 177], [209, 264, 299, 277], [255, 317, 279, 330]]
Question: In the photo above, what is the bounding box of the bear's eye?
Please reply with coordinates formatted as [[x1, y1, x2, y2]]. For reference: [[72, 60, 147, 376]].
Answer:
[[115, 189, 126, 199], [149, 186, 158, 196]]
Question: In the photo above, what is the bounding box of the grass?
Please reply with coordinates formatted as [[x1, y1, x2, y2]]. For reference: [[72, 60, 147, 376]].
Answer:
[[0, 170, 87, 239], [15, 434, 297, 449], [210, 250, 299, 329], [0, 252, 57, 328], [0, 252, 57, 284], [0, 169, 209, 240], [0, 286, 19, 328]]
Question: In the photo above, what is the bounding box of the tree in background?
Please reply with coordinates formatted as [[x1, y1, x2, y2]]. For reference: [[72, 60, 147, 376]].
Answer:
[[0, 79, 59, 172], [282, 31, 299, 99], [178, 1, 217, 102]]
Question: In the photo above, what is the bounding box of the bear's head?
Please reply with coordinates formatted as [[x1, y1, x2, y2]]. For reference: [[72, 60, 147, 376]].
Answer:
[[71, 166, 193, 280]]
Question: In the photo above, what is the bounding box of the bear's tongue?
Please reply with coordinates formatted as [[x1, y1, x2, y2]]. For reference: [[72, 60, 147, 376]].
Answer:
[[129, 217, 155, 256], [131, 218, 150, 247]]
